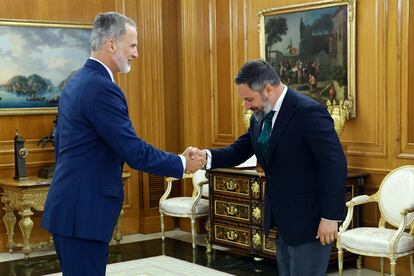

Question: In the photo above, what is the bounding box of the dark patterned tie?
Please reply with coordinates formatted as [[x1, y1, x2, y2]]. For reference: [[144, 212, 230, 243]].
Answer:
[[257, 110, 275, 163]]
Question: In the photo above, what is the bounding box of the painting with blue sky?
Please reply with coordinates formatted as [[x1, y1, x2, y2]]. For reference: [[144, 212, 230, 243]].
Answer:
[[0, 22, 90, 112]]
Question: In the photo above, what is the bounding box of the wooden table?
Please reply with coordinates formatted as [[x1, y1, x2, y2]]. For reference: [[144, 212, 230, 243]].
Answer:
[[0, 172, 131, 259]]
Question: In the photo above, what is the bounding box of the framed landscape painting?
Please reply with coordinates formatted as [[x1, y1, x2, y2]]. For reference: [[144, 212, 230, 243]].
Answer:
[[258, 0, 356, 117], [0, 19, 91, 115]]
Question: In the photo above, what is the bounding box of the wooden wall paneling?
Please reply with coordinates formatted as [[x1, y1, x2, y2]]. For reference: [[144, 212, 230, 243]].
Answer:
[[213, 0, 235, 145], [209, 0, 218, 147], [233, 0, 249, 133], [178, 0, 213, 231], [179, 0, 213, 149], [228, 0, 249, 137], [179, 0, 212, 201], [398, 0, 414, 159], [408, 0, 414, 145], [211, 0, 247, 146], [180, 0, 198, 150], [162, 0, 181, 153], [342, 0, 387, 159], [114, 0, 141, 235], [0, 0, 114, 22], [134, 0, 171, 234]]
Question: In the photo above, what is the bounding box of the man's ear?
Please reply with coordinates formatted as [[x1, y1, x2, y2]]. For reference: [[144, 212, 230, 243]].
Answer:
[[263, 83, 273, 98], [104, 39, 116, 53]]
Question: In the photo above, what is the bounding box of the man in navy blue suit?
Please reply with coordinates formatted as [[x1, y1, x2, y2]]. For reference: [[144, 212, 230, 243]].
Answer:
[[42, 12, 204, 276], [190, 60, 347, 275]]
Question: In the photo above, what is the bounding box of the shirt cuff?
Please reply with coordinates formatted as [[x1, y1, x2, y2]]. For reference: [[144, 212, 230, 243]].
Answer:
[[204, 149, 212, 170], [178, 154, 186, 175], [321, 218, 341, 222]]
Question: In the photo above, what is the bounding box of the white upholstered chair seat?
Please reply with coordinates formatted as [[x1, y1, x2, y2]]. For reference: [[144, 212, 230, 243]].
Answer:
[[160, 197, 209, 216], [340, 227, 414, 255]]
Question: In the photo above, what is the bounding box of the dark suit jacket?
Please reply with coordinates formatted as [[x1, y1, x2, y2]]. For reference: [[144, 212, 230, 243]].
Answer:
[[42, 59, 183, 242], [210, 88, 347, 246]]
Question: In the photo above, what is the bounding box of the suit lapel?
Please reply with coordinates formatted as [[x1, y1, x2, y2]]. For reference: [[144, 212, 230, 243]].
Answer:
[[267, 89, 297, 162]]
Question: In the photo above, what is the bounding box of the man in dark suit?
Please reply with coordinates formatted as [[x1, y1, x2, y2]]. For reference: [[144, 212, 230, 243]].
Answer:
[[42, 12, 204, 276], [190, 60, 347, 275]]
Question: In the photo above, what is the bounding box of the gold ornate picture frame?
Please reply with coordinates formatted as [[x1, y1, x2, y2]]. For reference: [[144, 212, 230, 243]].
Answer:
[[258, 0, 356, 118], [0, 19, 91, 116]]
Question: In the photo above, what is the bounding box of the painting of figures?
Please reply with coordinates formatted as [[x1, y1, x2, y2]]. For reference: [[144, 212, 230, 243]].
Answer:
[[258, 1, 356, 117]]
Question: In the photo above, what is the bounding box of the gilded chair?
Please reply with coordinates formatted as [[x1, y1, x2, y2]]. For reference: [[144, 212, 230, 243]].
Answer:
[[337, 165, 414, 276], [159, 170, 209, 248]]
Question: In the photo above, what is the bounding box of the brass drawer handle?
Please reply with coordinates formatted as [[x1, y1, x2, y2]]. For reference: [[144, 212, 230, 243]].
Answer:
[[225, 180, 238, 191], [251, 181, 260, 199], [252, 207, 261, 221], [226, 204, 238, 216], [252, 233, 261, 248], [226, 230, 238, 241]]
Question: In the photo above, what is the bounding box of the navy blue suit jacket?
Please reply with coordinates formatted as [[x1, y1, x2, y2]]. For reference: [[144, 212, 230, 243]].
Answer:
[[210, 88, 347, 246], [42, 59, 183, 242]]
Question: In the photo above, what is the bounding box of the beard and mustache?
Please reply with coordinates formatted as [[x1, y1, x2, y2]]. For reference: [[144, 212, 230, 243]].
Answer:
[[252, 95, 274, 121], [114, 43, 131, 73]]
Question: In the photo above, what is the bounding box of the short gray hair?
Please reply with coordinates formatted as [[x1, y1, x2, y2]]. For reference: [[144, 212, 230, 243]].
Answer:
[[91, 12, 136, 51]]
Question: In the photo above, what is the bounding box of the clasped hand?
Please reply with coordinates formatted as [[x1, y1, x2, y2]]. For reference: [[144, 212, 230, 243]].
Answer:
[[182, 146, 206, 173]]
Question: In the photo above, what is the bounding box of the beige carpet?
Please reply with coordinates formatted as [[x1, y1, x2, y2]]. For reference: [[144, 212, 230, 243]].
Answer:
[[46, 255, 234, 276]]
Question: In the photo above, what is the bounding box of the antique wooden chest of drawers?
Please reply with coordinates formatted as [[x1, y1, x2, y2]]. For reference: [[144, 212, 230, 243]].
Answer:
[[207, 167, 368, 261]]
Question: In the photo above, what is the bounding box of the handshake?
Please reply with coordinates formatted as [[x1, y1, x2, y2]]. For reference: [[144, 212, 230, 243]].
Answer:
[[182, 146, 207, 174]]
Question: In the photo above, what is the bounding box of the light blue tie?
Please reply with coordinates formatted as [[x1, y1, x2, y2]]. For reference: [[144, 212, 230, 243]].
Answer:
[[257, 111, 275, 163]]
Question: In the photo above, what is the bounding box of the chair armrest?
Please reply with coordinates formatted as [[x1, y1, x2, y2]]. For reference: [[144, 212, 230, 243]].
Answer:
[[190, 180, 209, 214], [390, 204, 414, 254], [401, 203, 414, 215], [340, 194, 376, 232], [346, 195, 371, 207], [195, 180, 209, 188], [160, 173, 193, 204], [193, 180, 209, 197], [165, 173, 193, 183]]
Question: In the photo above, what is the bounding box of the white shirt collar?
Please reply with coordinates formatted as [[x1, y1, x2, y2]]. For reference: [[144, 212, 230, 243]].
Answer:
[[267, 84, 288, 128], [89, 57, 115, 82], [273, 84, 288, 112]]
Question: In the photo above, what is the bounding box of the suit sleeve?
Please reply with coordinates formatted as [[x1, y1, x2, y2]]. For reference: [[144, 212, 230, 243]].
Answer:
[[302, 104, 347, 220], [83, 83, 183, 179], [210, 131, 254, 168]]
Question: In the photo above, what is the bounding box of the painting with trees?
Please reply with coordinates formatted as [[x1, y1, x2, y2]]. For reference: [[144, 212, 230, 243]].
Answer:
[[258, 0, 356, 118]]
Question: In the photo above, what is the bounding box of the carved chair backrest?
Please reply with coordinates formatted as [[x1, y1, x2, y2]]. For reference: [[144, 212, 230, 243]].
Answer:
[[378, 165, 414, 232]]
